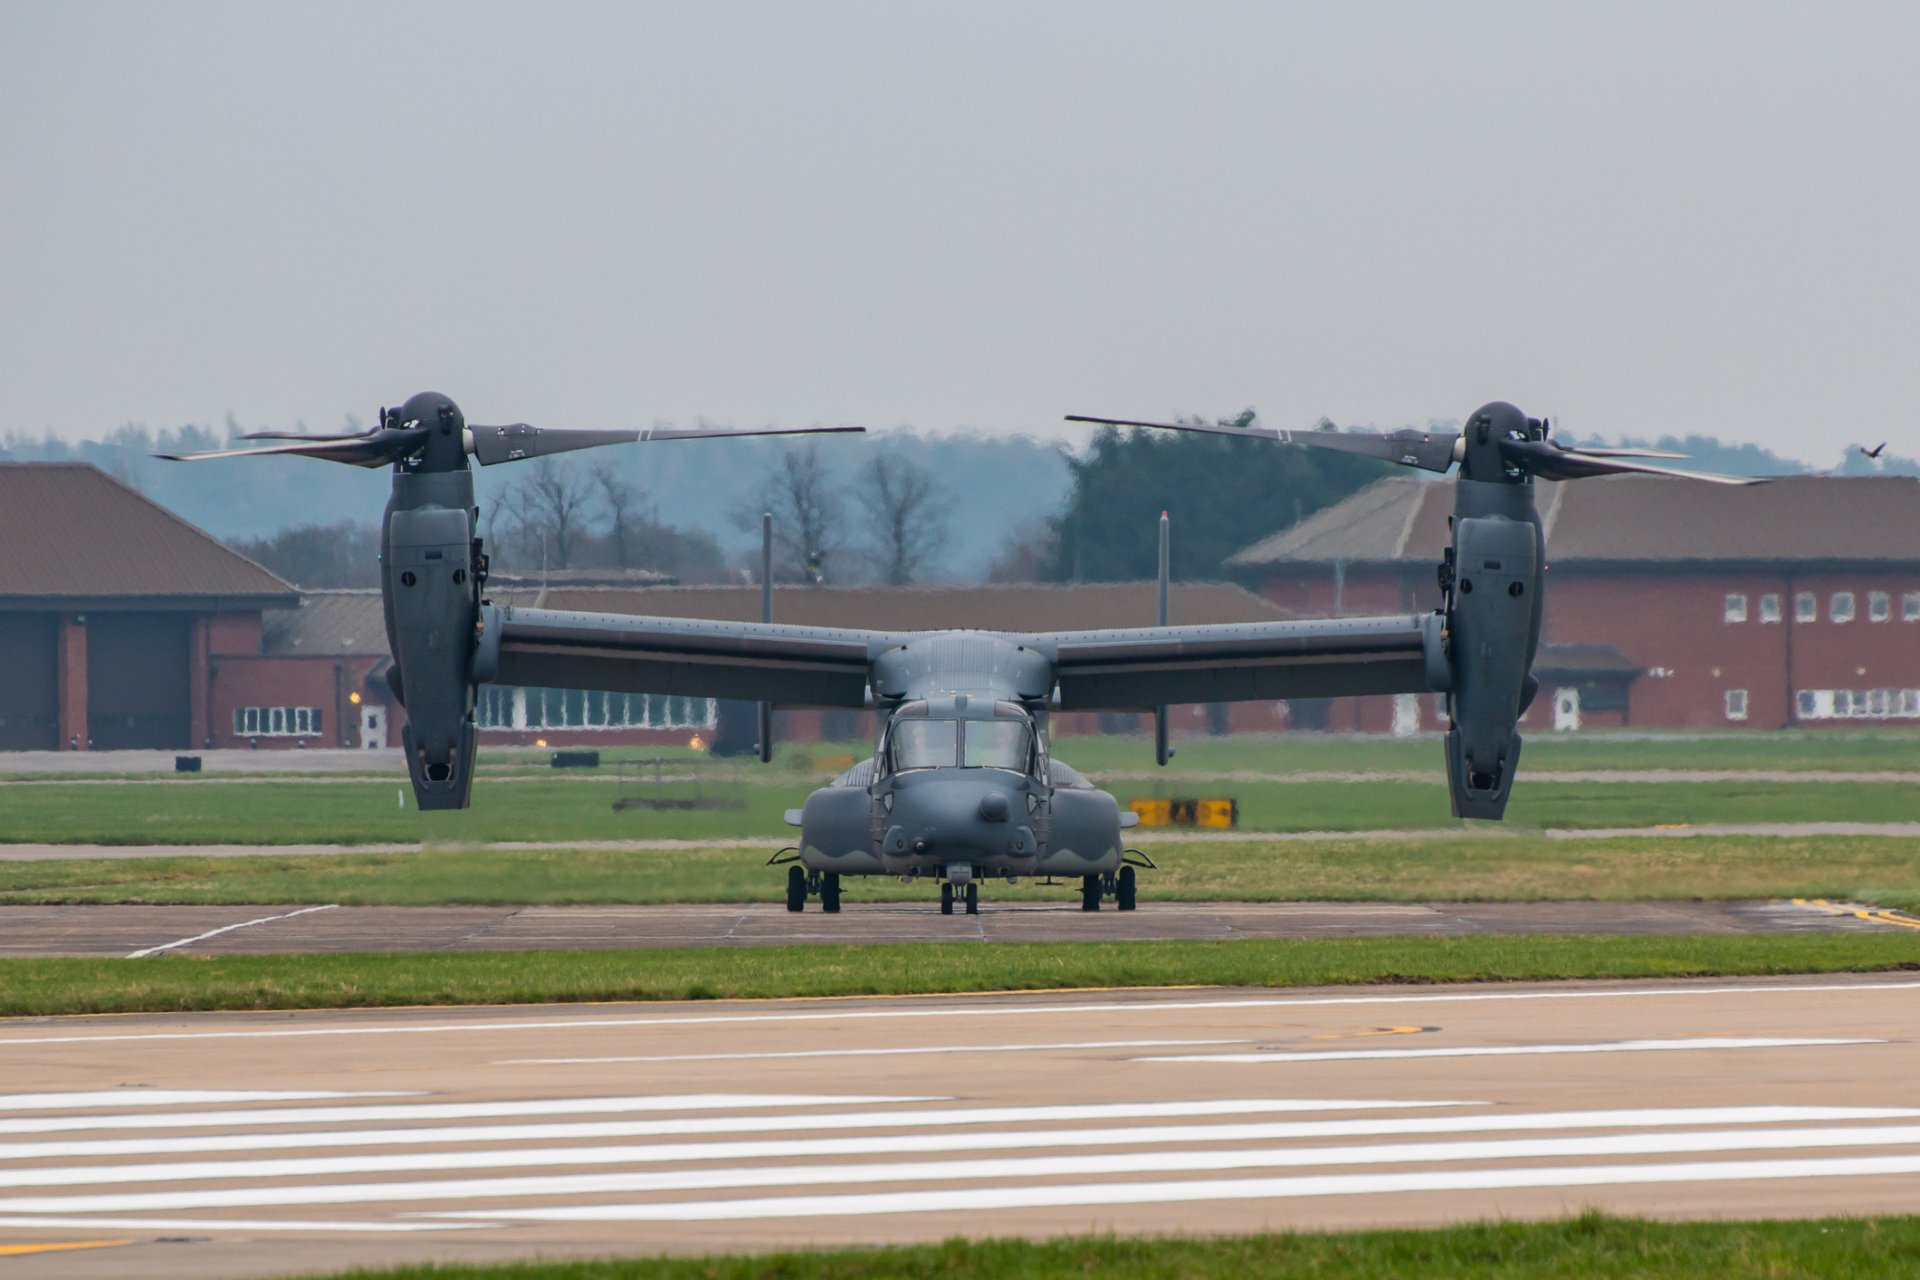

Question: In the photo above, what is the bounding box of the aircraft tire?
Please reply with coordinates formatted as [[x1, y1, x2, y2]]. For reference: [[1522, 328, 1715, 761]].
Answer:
[[964, 882, 979, 915], [785, 865, 807, 913], [940, 882, 955, 915], [1116, 865, 1137, 911], [1080, 875, 1101, 912], [821, 872, 841, 913]]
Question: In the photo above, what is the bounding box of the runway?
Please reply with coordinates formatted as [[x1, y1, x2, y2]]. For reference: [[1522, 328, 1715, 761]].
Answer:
[[1, 898, 1910, 957], [0, 975, 1917, 1277]]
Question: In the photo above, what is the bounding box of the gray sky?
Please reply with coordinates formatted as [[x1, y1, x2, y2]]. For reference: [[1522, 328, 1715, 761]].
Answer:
[[2, 1, 1914, 462]]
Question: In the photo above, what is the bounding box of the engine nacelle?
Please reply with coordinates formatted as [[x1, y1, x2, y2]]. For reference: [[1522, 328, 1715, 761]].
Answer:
[[386, 502, 481, 810], [1441, 490, 1543, 820]]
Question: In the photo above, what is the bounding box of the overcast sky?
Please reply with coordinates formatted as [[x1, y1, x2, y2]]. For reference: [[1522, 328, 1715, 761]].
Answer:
[[2, 1, 1914, 461]]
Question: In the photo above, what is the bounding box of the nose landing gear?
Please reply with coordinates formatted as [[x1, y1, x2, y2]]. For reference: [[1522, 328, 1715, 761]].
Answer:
[[784, 867, 841, 913], [939, 878, 980, 915], [1080, 865, 1138, 912]]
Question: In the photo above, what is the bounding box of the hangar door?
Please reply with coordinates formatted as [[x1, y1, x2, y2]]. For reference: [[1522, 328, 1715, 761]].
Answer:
[[0, 615, 59, 750], [87, 612, 191, 749]]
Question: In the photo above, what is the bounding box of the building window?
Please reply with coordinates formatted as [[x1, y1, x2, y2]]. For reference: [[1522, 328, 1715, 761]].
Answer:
[[1724, 689, 1748, 721], [232, 706, 322, 737], [474, 686, 716, 732], [1723, 593, 1747, 623], [1871, 592, 1892, 622], [1793, 688, 1920, 721], [1831, 592, 1855, 623], [1795, 592, 1817, 623], [1758, 594, 1782, 623]]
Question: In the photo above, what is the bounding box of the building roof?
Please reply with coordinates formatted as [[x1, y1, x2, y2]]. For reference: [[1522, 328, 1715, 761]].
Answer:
[[262, 590, 389, 657], [492, 582, 1295, 631], [0, 462, 296, 605], [1228, 474, 1920, 569]]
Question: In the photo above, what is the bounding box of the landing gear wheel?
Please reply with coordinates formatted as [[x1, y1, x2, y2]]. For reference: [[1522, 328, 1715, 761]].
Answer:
[[785, 865, 806, 913], [1080, 874, 1102, 912], [964, 882, 979, 915], [940, 882, 955, 915], [1116, 865, 1137, 911], [821, 872, 841, 914]]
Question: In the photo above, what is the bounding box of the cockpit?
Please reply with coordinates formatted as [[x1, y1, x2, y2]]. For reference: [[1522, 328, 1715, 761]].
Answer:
[[883, 699, 1041, 777]]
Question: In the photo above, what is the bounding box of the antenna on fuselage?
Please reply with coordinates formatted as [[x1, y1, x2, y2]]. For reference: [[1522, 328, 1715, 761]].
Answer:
[[1155, 510, 1175, 766], [757, 511, 775, 764]]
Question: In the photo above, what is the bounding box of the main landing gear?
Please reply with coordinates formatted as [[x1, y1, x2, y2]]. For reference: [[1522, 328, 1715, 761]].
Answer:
[[785, 866, 841, 913], [1080, 865, 1137, 912], [939, 881, 980, 916]]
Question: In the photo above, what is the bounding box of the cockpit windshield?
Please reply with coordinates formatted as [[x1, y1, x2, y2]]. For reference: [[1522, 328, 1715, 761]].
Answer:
[[890, 719, 958, 770], [963, 719, 1030, 771]]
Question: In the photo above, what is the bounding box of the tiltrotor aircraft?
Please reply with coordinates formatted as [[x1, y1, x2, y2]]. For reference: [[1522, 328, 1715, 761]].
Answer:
[[168, 394, 1745, 916]]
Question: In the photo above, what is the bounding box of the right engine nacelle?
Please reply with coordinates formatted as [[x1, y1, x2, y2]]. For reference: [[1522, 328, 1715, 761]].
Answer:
[[386, 499, 481, 811], [1442, 506, 1542, 820]]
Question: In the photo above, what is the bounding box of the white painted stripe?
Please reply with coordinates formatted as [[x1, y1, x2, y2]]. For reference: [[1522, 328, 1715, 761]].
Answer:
[[10, 1107, 1908, 1189], [38, 1122, 1920, 1216], [0, 1093, 938, 1137], [0, 1214, 484, 1233], [416, 1154, 1920, 1221], [501, 1038, 1249, 1065], [1139, 1037, 1880, 1064], [124, 903, 339, 957], [0, 1090, 410, 1111], [4, 978, 1915, 1046]]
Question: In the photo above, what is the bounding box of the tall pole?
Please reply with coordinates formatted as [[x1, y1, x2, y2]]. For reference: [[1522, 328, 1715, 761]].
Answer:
[[1155, 511, 1174, 765], [758, 511, 774, 763]]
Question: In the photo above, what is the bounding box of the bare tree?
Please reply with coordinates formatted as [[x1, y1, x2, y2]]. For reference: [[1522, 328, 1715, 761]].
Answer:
[[736, 443, 847, 583], [591, 460, 641, 568], [858, 452, 948, 585], [499, 457, 594, 569]]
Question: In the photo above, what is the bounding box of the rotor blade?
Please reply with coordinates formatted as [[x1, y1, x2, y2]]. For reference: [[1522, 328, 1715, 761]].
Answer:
[[1066, 415, 1461, 473], [1499, 438, 1759, 485], [1552, 444, 1690, 460], [238, 428, 384, 443], [466, 422, 865, 466], [156, 428, 429, 468]]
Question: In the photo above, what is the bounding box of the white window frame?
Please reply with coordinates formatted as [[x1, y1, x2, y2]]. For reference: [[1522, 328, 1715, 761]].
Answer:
[[1724, 689, 1748, 721], [1870, 591, 1892, 622], [1723, 593, 1747, 623], [1795, 592, 1817, 623], [1758, 594, 1781, 624], [1831, 592, 1855, 623], [1904, 593, 1920, 623]]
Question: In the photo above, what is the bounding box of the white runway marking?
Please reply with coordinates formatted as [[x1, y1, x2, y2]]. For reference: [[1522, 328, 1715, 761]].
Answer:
[[430, 1154, 1920, 1222], [1140, 1037, 1882, 1064], [123, 903, 339, 957], [0, 1089, 408, 1110], [10, 1106, 1906, 1188], [502, 1038, 1250, 1065], [0, 1092, 936, 1137], [35, 1123, 1920, 1216], [0, 1214, 486, 1233], [6, 978, 1915, 1045]]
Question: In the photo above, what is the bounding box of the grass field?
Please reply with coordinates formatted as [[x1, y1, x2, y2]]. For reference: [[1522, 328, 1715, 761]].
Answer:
[[5, 933, 1917, 1016], [5, 834, 1920, 911], [291, 1216, 1920, 1280], [2, 773, 1917, 845]]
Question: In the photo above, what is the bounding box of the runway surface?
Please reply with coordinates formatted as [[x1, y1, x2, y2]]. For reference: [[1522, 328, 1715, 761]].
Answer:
[[2, 898, 1911, 957], [1, 976, 1918, 1277]]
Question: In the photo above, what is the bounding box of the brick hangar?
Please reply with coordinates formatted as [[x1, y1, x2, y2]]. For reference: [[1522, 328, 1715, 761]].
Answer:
[[3, 461, 1918, 753]]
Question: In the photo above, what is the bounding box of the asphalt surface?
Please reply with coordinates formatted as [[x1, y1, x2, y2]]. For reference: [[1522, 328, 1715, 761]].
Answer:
[[1, 976, 1918, 1277], [0, 898, 1911, 958]]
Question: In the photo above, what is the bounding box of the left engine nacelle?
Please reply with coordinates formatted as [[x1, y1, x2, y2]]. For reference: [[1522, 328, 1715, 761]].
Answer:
[[387, 504, 481, 810]]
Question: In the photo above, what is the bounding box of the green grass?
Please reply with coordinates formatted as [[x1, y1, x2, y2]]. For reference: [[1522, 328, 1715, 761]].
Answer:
[[4, 773, 1918, 845], [7, 835, 1920, 911], [6, 933, 1917, 1016], [292, 1216, 1920, 1280]]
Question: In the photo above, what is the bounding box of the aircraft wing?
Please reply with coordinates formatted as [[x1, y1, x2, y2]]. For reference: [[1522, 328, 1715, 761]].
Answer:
[[485, 606, 904, 708], [1027, 614, 1447, 710]]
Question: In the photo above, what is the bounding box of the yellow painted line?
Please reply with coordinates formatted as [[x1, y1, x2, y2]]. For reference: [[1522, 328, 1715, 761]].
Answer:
[[0, 1240, 130, 1257], [1792, 897, 1920, 931], [1314, 1025, 1434, 1041]]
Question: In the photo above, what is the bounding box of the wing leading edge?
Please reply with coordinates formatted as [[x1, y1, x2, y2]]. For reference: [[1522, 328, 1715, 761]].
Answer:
[[1030, 614, 1447, 710], [485, 607, 904, 708]]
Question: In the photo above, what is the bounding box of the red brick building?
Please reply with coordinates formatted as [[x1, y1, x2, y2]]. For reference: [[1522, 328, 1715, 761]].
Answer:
[[1229, 474, 1920, 731], [0, 463, 297, 750]]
